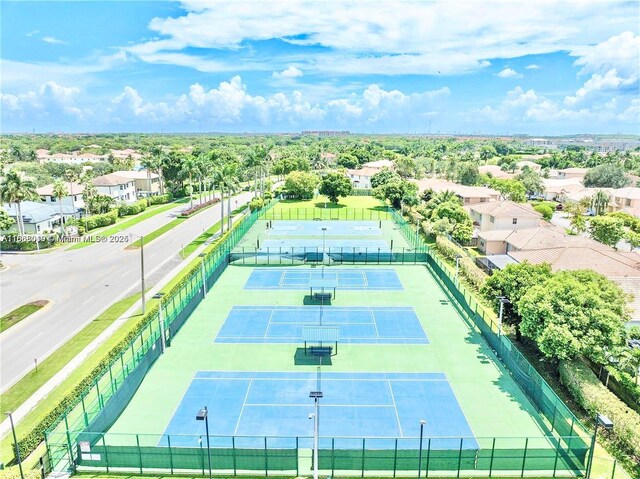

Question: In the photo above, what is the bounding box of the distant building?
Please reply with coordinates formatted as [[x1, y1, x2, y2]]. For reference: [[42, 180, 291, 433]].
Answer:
[[302, 130, 350, 137], [93, 173, 137, 203], [36, 182, 85, 211], [1, 201, 74, 234], [466, 200, 541, 233], [412, 179, 501, 205], [112, 170, 162, 197]]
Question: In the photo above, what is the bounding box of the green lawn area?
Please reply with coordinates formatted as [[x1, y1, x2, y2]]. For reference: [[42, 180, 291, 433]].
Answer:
[[129, 218, 184, 248], [0, 294, 140, 419], [0, 301, 48, 333], [179, 205, 248, 257], [0, 294, 142, 464], [276, 194, 385, 210]]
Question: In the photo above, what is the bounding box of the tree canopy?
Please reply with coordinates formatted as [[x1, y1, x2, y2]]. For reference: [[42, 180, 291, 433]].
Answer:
[[284, 171, 319, 199], [319, 172, 353, 203], [584, 164, 631, 188]]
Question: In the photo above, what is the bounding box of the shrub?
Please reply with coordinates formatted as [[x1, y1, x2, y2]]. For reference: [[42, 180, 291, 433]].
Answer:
[[118, 198, 148, 216], [459, 256, 488, 289], [179, 198, 220, 217], [84, 209, 118, 231], [249, 198, 265, 212], [147, 193, 173, 205], [434, 235, 466, 261], [559, 360, 640, 458], [533, 204, 554, 221]]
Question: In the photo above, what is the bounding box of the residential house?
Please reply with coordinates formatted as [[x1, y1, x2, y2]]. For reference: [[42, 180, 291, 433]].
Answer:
[[362, 159, 394, 170], [112, 170, 162, 197], [320, 152, 337, 165], [40, 152, 108, 164], [550, 167, 589, 180], [516, 160, 542, 172], [37, 182, 85, 212], [412, 179, 500, 205], [467, 200, 541, 234], [1, 201, 73, 234], [346, 167, 380, 189], [93, 173, 137, 203], [478, 165, 515, 179], [541, 177, 584, 201], [609, 187, 640, 217]]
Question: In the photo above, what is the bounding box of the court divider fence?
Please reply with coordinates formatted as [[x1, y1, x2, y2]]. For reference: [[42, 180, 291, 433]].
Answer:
[[43, 203, 591, 477]]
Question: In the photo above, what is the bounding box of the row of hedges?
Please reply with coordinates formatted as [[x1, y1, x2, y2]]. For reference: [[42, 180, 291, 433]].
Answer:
[[118, 199, 148, 217], [597, 364, 640, 414], [83, 209, 118, 231], [179, 198, 220, 217], [559, 360, 640, 461], [147, 193, 172, 206], [249, 197, 265, 212], [433, 235, 488, 289], [0, 234, 59, 251]]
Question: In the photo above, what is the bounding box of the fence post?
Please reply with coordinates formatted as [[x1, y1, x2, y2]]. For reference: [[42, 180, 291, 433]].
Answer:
[[521, 438, 528, 477], [551, 436, 561, 478], [332, 438, 335, 477], [425, 438, 431, 478], [611, 459, 617, 479], [361, 438, 366, 478], [488, 438, 496, 477], [102, 434, 109, 473], [393, 439, 398, 478], [264, 436, 268, 477], [63, 414, 75, 472], [200, 437, 205, 475], [232, 436, 237, 476], [136, 434, 143, 474], [296, 437, 299, 477], [167, 435, 173, 474], [81, 397, 88, 427], [456, 438, 463, 478]]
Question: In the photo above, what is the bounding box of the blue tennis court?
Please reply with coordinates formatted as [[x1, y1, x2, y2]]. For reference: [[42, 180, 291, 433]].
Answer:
[[245, 268, 403, 290], [267, 220, 382, 236], [260, 239, 390, 253], [160, 371, 478, 449], [214, 306, 428, 344]]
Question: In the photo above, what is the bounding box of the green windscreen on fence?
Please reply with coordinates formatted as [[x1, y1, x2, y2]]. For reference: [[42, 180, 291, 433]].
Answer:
[[44, 202, 590, 477]]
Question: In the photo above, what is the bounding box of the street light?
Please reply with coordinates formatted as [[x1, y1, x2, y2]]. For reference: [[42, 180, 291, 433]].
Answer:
[[497, 296, 510, 336], [6, 412, 24, 479], [586, 413, 613, 478], [129, 232, 146, 315], [196, 407, 212, 479], [309, 391, 323, 479], [418, 419, 426, 479]]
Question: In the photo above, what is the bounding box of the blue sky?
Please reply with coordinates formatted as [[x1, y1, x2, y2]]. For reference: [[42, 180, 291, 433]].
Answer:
[[1, 1, 639, 135]]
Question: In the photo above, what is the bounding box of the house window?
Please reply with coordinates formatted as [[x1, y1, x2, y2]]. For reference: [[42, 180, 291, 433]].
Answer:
[[480, 198, 486, 203], [626, 199, 631, 206], [464, 198, 470, 204], [512, 218, 518, 224], [490, 216, 495, 223]]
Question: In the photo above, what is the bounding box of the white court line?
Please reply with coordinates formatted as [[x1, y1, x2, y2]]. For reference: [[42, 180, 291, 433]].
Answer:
[[370, 310, 380, 339], [234, 379, 253, 436], [388, 380, 404, 437], [244, 403, 395, 408], [197, 377, 446, 382]]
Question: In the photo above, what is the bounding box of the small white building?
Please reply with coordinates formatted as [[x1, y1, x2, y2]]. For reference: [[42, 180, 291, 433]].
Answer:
[[346, 167, 379, 189], [112, 170, 162, 197], [466, 200, 542, 232], [93, 173, 137, 203], [1, 201, 73, 234]]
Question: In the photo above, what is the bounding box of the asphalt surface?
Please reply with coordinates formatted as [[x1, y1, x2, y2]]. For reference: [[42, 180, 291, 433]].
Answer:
[[0, 191, 255, 391]]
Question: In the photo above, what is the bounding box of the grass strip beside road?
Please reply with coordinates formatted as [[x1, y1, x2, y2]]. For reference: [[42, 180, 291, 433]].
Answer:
[[129, 218, 184, 248], [0, 294, 140, 419], [179, 205, 247, 257], [0, 301, 48, 333]]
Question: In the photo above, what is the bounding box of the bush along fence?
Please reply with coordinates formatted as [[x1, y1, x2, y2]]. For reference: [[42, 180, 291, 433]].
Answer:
[[41, 204, 591, 477]]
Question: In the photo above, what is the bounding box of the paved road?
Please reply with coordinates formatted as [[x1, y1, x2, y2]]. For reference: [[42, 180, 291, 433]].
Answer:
[[0, 191, 255, 390]]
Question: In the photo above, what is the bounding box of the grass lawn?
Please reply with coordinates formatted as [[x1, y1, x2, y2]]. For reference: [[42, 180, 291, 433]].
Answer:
[[0, 294, 142, 464], [180, 205, 248, 257], [0, 301, 48, 333], [276, 194, 385, 210], [129, 218, 184, 248], [0, 294, 140, 419]]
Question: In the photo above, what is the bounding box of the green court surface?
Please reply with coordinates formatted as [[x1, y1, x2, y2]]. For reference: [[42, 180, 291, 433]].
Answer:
[[107, 261, 547, 443]]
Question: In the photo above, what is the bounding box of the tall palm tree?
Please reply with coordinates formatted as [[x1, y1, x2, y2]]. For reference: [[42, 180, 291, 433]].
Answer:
[[221, 162, 240, 231], [0, 171, 38, 235], [149, 146, 166, 195], [178, 155, 201, 209], [212, 163, 227, 234], [80, 174, 97, 216], [140, 154, 156, 197], [52, 180, 69, 234], [591, 190, 610, 216]]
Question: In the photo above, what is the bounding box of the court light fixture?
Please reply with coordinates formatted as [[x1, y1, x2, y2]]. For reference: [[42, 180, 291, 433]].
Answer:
[[195, 407, 212, 479], [418, 419, 427, 479]]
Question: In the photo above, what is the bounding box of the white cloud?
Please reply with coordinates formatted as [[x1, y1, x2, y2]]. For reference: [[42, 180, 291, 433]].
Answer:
[[272, 66, 303, 79], [525, 64, 539, 69], [126, 1, 638, 75], [1, 81, 91, 121], [26, 30, 39, 37], [497, 68, 522, 78], [42, 36, 66, 45]]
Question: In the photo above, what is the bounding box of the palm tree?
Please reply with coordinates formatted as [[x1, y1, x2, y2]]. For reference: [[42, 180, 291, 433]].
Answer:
[[140, 154, 155, 198], [0, 171, 38, 235], [591, 190, 610, 216], [178, 155, 201, 209], [80, 174, 98, 216], [221, 162, 240, 231], [52, 180, 69, 234], [212, 163, 226, 234], [149, 146, 167, 196]]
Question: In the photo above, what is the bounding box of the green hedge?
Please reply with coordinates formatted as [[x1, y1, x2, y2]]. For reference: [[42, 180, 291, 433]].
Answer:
[[433, 235, 466, 260], [147, 193, 172, 205], [559, 360, 640, 458], [118, 199, 148, 217], [83, 210, 118, 231], [0, 236, 58, 251]]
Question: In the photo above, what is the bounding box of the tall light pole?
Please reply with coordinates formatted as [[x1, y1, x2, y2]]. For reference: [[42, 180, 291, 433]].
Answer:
[[6, 412, 24, 479], [586, 413, 613, 478], [198, 253, 207, 297], [418, 419, 426, 479], [497, 296, 510, 336], [130, 232, 146, 315], [309, 391, 323, 479], [196, 407, 212, 479], [321, 227, 327, 264], [455, 255, 462, 282], [152, 292, 166, 352]]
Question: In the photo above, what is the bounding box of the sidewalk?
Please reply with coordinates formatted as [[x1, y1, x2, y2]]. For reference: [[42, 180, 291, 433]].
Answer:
[[0, 211, 247, 438]]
